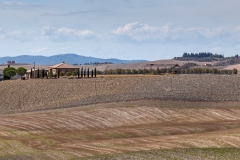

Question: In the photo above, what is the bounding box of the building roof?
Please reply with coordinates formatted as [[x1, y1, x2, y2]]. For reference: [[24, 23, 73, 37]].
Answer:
[[49, 62, 79, 69], [26, 69, 39, 73]]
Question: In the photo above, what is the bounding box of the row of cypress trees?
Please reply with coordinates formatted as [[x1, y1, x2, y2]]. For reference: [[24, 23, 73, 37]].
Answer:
[[29, 68, 97, 79]]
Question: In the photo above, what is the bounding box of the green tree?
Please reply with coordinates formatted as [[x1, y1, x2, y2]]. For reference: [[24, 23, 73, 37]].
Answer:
[[58, 69, 60, 78], [138, 69, 144, 74], [3, 67, 16, 80], [72, 69, 78, 76], [156, 68, 161, 74], [143, 68, 149, 74], [126, 69, 132, 74], [121, 69, 126, 74], [16, 67, 27, 79], [30, 68, 33, 78], [132, 69, 138, 74], [116, 68, 122, 74], [94, 68, 97, 77], [233, 68, 238, 74], [81, 68, 83, 78], [49, 69, 53, 78], [212, 68, 218, 74], [87, 68, 90, 78], [37, 68, 40, 78], [41, 69, 45, 78]]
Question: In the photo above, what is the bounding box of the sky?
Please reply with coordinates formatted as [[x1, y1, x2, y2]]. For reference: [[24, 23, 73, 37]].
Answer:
[[0, 0, 240, 60]]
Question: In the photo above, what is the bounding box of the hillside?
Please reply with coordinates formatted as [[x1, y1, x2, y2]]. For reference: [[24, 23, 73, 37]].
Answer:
[[1, 75, 240, 159], [1, 74, 240, 114], [0, 59, 216, 74]]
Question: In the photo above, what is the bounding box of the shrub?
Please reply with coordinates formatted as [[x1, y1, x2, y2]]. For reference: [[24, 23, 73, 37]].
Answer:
[[65, 72, 72, 76], [233, 68, 238, 74], [49, 69, 54, 78], [72, 69, 78, 76]]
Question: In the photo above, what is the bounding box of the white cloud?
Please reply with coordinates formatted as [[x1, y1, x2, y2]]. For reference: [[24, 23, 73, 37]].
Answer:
[[32, 46, 48, 53], [111, 22, 240, 44], [39, 26, 96, 41]]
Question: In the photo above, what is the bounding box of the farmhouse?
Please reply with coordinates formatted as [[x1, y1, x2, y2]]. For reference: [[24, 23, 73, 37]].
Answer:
[[0, 69, 3, 81], [48, 61, 79, 75]]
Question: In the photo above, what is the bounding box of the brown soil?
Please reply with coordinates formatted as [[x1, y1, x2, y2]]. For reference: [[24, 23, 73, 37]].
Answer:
[[2, 74, 240, 115]]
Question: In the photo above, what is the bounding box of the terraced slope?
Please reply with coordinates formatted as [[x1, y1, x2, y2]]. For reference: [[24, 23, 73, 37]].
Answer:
[[0, 100, 240, 159], [1, 74, 240, 114]]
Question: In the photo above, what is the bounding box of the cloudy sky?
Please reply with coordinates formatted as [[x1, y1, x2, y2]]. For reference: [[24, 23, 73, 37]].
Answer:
[[0, 0, 240, 60]]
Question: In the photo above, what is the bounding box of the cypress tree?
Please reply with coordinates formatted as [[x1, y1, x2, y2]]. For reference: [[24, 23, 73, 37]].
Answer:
[[37, 68, 40, 78], [84, 68, 86, 77], [94, 68, 97, 78], [30, 68, 33, 78], [42, 69, 45, 78], [81, 67, 83, 78], [87, 68, 89, 78], [78, 68, 80, 78], [58, 69, 60, 78], [91, 69, 93, 77]]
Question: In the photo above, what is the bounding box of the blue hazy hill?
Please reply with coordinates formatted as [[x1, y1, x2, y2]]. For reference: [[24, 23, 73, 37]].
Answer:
[[0, 53, 147, 65]]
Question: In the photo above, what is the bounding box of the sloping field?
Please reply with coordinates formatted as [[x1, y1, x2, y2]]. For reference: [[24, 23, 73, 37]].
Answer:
[[224, 64, 240, 71], [0, 59, 214, 72], [0, 100, 240, 159], [1, 75, 240, 159], [1, 74, 240, 114]]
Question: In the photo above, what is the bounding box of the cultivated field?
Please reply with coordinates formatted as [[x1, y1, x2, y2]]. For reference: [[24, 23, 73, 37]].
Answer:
[[0, 100, 240, 159], [1, 74, 240, 114], [1, 75, 240, 159]]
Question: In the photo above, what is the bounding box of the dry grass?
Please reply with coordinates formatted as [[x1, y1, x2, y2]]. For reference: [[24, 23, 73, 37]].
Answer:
[[0, 100, 240, 159]]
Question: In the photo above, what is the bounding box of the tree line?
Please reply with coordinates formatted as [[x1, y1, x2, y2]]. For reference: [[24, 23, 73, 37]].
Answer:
[[174, 52, 225, 62], [3, 66, 27, 80], [3, 66, 97, 80], [182, 52, 224, 58], [103, 68, 238, 75]]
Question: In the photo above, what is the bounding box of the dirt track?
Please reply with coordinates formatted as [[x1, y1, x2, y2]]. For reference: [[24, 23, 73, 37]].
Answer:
[[0, 100, 240, 159], [1, 74, 240, 114]]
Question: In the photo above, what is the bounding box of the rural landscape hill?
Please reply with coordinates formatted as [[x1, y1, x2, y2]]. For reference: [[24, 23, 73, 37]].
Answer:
[[0, 53, 147, 65], [1, 75, 240, 159]]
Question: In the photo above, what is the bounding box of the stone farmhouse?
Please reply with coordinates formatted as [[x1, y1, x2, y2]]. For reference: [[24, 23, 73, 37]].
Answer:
[[25, 62, 79, 78], [0, 69, 3, 81], [48, 61, 79, 75]]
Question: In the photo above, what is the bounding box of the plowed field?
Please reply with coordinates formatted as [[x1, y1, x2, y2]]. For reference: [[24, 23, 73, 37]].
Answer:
[[0, 100, 240, 159]]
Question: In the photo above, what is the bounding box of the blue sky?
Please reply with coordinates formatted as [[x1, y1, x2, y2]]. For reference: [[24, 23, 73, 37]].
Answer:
[[0, 0, 240, 60]]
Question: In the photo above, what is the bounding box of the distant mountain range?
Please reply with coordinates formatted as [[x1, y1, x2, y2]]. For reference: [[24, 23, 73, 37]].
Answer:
[[0, 54, 147, 65]]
